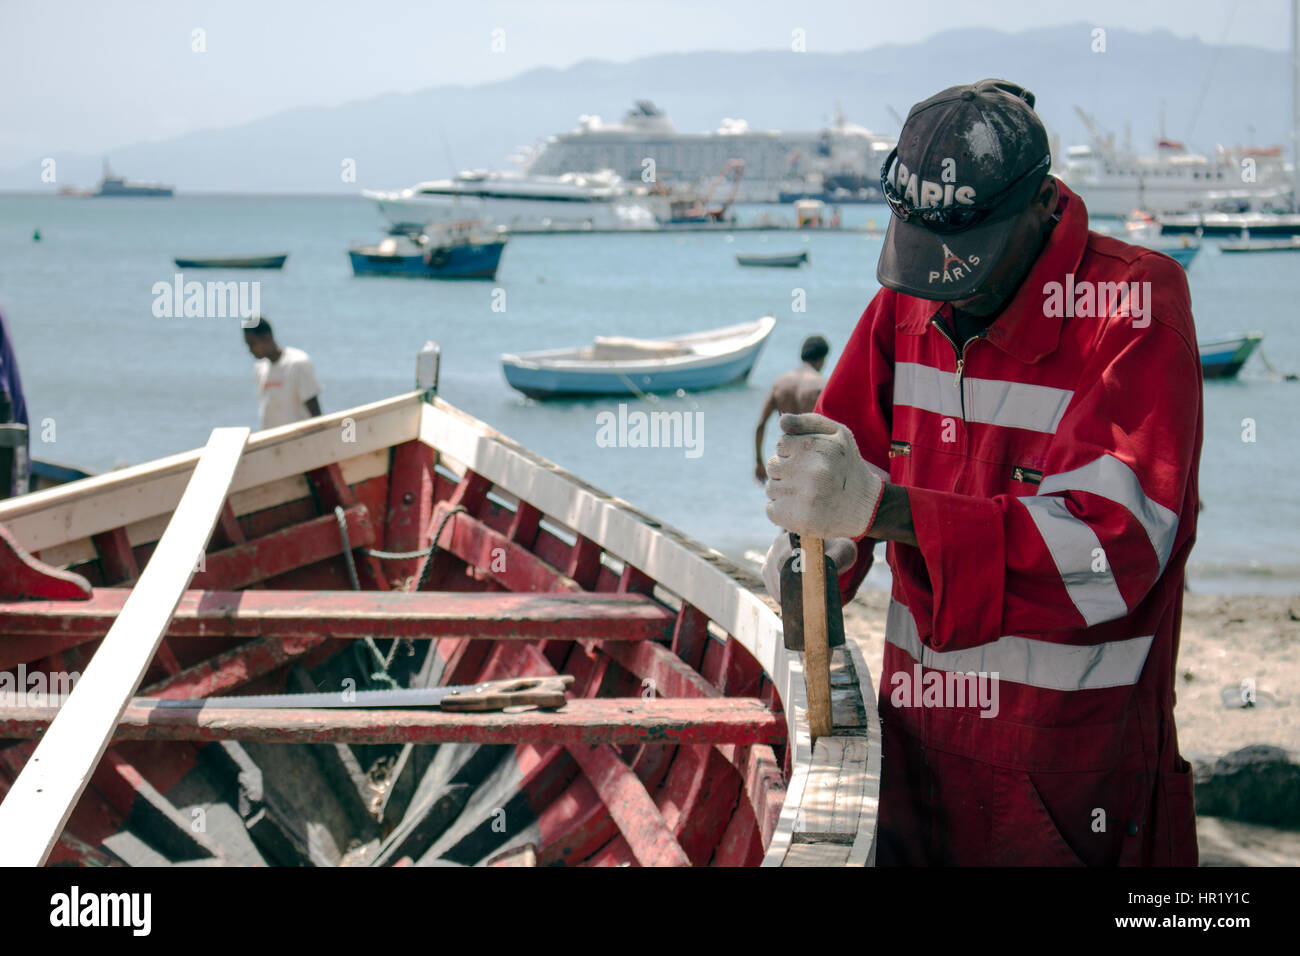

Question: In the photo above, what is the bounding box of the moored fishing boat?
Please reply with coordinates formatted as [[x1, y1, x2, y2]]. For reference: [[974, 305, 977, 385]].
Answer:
[[349, 223, 507, 280], [173, 254, 289, 270], [1199, 333, 1263, 380], [501, 316, 776, 400], [736, 251, 809, 268], [1158, 211, 1300, 238], [1160, 243, 1201, 269], [0, 372, 878, 867], [1218, 235, 1300, 253]]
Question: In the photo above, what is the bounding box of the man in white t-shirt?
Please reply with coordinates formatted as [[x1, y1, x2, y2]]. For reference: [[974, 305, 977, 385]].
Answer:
[[242, 317, 322, 430]]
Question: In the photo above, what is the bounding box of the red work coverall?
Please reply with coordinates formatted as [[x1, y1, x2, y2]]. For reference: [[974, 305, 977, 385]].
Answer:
[[818, 182, 1202, 865]]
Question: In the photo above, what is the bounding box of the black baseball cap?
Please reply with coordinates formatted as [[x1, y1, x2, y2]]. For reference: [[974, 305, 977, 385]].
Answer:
[[876, 79, 1052, 301]]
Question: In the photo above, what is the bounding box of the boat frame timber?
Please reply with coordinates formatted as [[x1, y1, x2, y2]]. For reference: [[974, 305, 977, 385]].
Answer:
[[0, 391, 880, 866]]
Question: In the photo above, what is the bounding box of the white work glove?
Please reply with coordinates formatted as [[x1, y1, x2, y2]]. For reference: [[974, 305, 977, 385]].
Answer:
[[764, 413, 885, 540], [760, 531, 859, 600]]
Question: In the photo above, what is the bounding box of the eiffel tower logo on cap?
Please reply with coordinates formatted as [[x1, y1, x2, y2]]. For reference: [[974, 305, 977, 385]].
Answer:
[[941, 243, 965, 272]]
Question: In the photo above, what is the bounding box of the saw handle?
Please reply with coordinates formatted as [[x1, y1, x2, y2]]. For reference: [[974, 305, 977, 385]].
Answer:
[[438, 675, 574, 712]]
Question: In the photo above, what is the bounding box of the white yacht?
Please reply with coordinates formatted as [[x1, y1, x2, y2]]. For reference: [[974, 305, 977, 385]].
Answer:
[[363, 168, 664, 232], [1056, 111, 1292, 217]]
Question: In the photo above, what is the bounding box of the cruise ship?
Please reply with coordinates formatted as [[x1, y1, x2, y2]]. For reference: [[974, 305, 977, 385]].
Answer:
[[523, 101, 894, 203], [1055, 111, 1292, 217], [362, 168, 663, 232]]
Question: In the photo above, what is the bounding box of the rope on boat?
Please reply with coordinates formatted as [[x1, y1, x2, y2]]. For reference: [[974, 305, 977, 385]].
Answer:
[[363, 546, 434, 560], [333, 503, 467, 688], [415, 505, 467, 592], [334, 506, 362, 591], [615, 370, 660, 405], [335, 505, 400, 688], [1256, 349, 1299, 382]]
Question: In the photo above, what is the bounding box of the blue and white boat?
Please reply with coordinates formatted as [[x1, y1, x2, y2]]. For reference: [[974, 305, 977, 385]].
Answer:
[[1198, 333, 1263, 380], [501, 316, 776, 400], [1160, 242, 1201, 269], [349, 222, 507, 280]]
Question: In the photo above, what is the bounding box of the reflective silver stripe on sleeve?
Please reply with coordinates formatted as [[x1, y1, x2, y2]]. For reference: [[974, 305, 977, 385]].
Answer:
[[1037, 454, 1179, 572], [1019, 496, 1129, 627], [893, 362, 1073, 433], [885, 600, 1154, 691]]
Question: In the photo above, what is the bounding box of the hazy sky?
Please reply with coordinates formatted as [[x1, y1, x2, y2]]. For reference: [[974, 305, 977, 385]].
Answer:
[[0, 0, 1290, 169]]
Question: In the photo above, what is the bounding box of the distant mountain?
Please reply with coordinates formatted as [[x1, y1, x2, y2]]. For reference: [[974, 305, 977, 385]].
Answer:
[[2, 23, 1292, 193]]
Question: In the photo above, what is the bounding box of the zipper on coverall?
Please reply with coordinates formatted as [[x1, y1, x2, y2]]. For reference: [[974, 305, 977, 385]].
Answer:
[[929, 316, 986, 420]]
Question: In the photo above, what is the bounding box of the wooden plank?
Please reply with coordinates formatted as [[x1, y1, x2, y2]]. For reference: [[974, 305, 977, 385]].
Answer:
[[781, 841, 852, 867], [0, 698, 787, 747], [839, 635, 882, 867], [0, 427, 248, 867], [792, 737, 871, 844], [0, 589, 676, 643]]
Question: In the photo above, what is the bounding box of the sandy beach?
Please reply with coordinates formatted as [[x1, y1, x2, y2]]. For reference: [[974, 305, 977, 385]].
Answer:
[[843, 589, 1300, 866]]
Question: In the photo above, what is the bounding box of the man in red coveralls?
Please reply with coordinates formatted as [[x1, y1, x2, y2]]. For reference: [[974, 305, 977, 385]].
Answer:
[[762, 79, 1201, 866]]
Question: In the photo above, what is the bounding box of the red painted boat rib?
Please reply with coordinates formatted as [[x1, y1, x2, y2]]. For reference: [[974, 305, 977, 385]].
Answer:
[[190, 505, 377, 591], [139, 633, 331, 699], [91, 526, 138, 584], [567, 743, 691, 867]]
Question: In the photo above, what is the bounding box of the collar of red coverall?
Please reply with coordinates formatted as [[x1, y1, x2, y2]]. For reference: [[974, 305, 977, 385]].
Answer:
[[892, 180, 1089, 366]]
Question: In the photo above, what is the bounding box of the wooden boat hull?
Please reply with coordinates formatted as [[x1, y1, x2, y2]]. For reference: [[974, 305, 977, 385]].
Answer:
[[736, 251, 808, 268], [349, 241, 505, 280], [502, 316, 776, 400], [1199, 333, 1263, 380], [173, 255, 288, 269], [0, 392, 878, 866]]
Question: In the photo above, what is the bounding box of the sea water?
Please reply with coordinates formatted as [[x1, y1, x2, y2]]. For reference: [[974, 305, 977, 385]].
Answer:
[[0, 194, 1296, 593]]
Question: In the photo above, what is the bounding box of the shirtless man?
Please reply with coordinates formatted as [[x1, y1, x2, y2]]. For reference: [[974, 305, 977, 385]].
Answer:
[[753, 335, 829, 481]]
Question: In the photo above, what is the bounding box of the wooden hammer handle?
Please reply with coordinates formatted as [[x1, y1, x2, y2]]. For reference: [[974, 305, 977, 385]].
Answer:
[[799, 537, 833, 740]]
